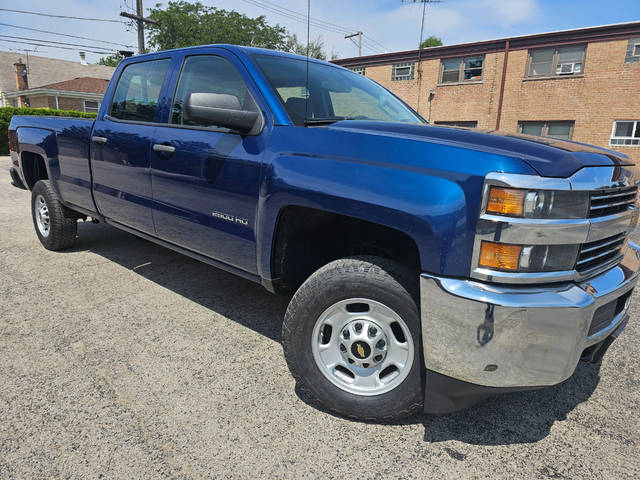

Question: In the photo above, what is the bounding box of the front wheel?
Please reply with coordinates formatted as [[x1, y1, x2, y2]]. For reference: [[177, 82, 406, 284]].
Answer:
[[282, 256, 423, 422], [31, 180, 77, 251]]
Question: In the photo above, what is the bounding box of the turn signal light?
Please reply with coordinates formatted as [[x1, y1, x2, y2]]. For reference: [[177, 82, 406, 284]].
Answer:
[[486, 187, 525, 216], [479, 241, 522, 271]]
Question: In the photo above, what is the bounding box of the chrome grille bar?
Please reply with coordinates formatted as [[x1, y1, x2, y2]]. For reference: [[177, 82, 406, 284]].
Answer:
[[576, 233, 626, 273], [589, 186, 637, 218]]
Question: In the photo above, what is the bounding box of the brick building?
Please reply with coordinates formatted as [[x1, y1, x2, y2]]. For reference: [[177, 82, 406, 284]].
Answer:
[[333, 22, 640, 162], [3, 76, 110, 112]]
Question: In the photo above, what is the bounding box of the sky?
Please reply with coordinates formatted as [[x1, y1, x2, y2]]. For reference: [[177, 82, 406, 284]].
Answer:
[[0, 0, 639, 64]]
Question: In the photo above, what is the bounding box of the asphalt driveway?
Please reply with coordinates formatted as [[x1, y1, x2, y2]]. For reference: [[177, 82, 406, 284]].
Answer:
[[1, 156, 639, 479]]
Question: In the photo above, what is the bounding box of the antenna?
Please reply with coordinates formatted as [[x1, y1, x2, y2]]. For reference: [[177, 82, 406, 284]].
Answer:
[[304, 0, 311, 124], [401, 0, 441, 116]]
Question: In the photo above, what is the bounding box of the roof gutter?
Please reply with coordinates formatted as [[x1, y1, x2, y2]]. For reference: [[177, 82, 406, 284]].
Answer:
[[2, 88, 104, 101]]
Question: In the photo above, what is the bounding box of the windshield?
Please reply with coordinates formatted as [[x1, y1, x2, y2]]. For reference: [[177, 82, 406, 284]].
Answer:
[[253, 54, 424, 126]]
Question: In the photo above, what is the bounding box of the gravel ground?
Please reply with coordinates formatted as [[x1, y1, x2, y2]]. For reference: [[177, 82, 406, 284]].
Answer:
[[1, 156, 639, 479]]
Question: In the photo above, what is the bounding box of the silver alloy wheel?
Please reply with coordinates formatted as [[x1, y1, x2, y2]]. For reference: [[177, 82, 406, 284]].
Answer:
[[34, 194, 50, 237], [311, 298, 414, 396]]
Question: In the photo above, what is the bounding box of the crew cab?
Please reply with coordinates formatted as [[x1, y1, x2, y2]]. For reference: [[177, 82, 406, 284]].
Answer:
[[8, 45, 640, 421]]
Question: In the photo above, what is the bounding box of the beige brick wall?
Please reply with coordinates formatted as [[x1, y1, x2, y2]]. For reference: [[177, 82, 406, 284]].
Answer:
[[364, 38, 640, 163]]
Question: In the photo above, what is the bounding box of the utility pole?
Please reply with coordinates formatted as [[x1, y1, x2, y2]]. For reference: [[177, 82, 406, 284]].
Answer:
[[345, 32, 363, 57], [120, 0, 161, 54]]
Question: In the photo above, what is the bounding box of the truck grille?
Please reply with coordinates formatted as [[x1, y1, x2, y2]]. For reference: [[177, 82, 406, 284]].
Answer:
[[589, 186, 637, 218], [576, 233, 626, 274]]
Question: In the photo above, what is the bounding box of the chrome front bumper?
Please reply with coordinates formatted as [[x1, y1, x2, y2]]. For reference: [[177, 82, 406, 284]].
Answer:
[[420, 242, 640, 388]]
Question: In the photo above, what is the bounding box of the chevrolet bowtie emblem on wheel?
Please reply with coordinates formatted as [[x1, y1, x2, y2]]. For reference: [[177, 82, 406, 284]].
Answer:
[[357, 344, 365, 358]]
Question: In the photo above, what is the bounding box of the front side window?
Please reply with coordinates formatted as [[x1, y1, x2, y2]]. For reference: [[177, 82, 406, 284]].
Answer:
[[391, 62, 415, 81], [527, 45, 585, 77], [519, 121, 574, 140], [440, 56, 484, 83], [110, 58, 171, 122], [254, 54, 423, 126], [171, 55, 255, 128], [611, 121, 640, 146]]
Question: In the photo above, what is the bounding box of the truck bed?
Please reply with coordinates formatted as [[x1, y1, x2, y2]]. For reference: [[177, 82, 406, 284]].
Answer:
[[11, 115, 96, 213]]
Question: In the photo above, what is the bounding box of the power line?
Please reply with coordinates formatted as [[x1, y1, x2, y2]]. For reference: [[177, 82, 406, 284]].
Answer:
[[251, 0, 390, 52], [0, 34, 120, 50], [0, 39, 114, 55], [0, 21, 136, 48], [239, 0, 385, 54], [0, 8, 124, 23]]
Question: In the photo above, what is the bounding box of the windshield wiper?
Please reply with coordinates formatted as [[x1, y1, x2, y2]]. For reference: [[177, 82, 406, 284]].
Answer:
[[304, 117, 357, 126]]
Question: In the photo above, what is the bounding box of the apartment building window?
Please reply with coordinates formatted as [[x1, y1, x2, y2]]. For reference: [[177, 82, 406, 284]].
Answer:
[[83, 100, 99, 113], [350, 66, 366, 75], [440, 56, 484, 83], [391, 62, 415, 81], [519, 121, 574, 140], [626, 39, 640, 63], [611, 121, 640, 146], [434, 120, 478, 128], [526, 45, 586, 77]]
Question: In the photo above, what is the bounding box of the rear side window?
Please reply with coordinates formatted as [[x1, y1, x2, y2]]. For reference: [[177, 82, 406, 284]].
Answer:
[[171, 55, 254, 128], [110, 58, 171, 122]]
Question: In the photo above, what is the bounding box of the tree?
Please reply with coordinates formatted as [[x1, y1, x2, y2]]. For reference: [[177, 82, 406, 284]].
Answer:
[[97, 53, 124, 67], [283, 33, 329, 60], [419, 35, 443, 49], [146, 1, 287, 51]]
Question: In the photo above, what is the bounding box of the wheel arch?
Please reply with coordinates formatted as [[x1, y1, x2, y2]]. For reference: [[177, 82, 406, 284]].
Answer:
[[262, 204, 427, 294]]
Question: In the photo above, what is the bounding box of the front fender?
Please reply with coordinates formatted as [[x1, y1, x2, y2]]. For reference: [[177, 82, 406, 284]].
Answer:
[[256, 151, 477, 280]]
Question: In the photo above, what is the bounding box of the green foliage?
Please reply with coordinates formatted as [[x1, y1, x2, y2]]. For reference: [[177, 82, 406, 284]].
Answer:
[[283, 34, 329, 60], [98, 53, 125, 67], [0, 107, 97, 155], [419, 35, 443, 49], [146, 1, 288, 51]]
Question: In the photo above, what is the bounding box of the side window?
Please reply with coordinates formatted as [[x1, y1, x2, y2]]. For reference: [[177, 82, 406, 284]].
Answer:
[[110, 59, 171, 122], [171, 55, 254, 128]]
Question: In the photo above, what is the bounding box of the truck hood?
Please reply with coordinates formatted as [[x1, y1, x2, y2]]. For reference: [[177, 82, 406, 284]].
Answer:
[[327, 121, 634, 178]]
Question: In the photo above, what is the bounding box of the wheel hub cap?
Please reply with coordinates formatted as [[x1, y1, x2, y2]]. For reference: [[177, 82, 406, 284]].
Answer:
[[340, 319, 387, 368], [312, 298, 414, 396]]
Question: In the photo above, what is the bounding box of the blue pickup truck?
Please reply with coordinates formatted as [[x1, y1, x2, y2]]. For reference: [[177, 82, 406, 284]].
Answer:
[[8, 45, 640, 421]]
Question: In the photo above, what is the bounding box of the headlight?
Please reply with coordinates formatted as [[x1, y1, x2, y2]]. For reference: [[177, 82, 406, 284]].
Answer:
[[486, 186, 589, 219], [479, 241, 579, 272]]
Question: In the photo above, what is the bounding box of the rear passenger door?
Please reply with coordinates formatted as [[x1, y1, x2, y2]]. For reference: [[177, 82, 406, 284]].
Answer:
[[149, 52, 267, 274], [90, 58, 171, 234]]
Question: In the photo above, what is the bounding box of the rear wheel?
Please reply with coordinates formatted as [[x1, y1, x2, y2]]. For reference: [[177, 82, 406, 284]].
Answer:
[[282, 256, 423, 422], [31, 180, 77, 251]]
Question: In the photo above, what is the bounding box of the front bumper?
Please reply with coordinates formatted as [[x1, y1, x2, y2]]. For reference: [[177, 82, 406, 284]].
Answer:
[[420, 241, 640, 389]]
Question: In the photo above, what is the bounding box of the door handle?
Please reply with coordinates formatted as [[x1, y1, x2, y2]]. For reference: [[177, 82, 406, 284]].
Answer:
[[153, 143, 176, 155], [91, 136, 107, 144]]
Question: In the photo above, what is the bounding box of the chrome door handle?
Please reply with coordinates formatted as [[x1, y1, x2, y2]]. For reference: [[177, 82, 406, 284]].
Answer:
[[91, 136, 107, 144], [153, 144, 176, 154]]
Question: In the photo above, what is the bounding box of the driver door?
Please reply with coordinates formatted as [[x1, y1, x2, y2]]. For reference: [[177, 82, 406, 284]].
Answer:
[[150, 52, 267, 274]]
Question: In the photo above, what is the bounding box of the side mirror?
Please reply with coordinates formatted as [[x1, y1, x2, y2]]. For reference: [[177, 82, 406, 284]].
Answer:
[[184, 92, 259, 133]]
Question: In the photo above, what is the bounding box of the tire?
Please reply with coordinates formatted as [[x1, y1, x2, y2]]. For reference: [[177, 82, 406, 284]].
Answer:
[[31, 180, 77, 251], [282, 256, 424, 422]]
